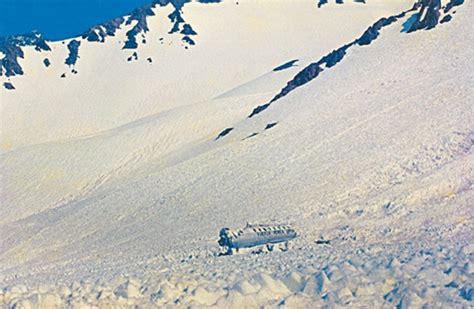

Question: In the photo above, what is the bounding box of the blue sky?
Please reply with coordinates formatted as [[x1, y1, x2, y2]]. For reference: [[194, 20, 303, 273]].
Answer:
[[0, 0, 153, 41]]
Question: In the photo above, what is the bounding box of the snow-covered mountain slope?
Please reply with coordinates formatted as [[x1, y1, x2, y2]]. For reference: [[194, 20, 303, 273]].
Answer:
[[1, 0, 473, 307], [1, 0, 413, 150]]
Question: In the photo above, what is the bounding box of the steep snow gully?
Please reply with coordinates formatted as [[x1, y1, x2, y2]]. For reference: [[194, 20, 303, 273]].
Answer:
[[1, 0, 473, 308]]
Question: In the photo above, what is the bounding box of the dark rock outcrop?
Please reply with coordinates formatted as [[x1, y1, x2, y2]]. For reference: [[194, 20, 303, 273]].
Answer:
[[0, 0, 224, 80], [249, 103, 271, 118], [317, 44, 351, 67], [181, 24, 197, 36], [121, 0, 205, 49], [357, 17, 398, 45], [65, 40, 81, 66], [82, 17, 125, 42], [3, 82, 15, 90], [440, 14, 453, 23], [407, 0, 442, 32], [317, 0, 328, 8], [127, 52, 139, 62], [318, 0, 366, 8], [444, 0, 464, 13], [182, 36, 195, 45], [265, 122, 278, 130], [273, 59, 298, 71], [248, 7, 412, 118], [215, 127, 234, 140], [0, 32, 50, 77], [123, 6, 156, 49], [168, 9, 185, 34]]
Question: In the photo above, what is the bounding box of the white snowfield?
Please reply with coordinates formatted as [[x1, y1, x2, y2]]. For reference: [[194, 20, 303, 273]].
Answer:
[[1, 0, 473, 307]]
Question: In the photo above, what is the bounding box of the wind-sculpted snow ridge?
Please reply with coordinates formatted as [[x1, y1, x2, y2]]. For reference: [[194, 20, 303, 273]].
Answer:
[[247, 0, 465, 119]]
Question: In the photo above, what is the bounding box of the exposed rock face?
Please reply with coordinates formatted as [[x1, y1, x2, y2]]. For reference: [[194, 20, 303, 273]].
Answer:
[[264, 122, 278, 130], [119, 1, 204, 49], [407, 0, 442, 32], [0, 32, 50, 77], [3, 82, 15, 90], [82, 17, 125, 42], [215, 127, 234, 140], [182, 36, 196, 45], [65, 40, 81, 66], [270, 63, 324, 104], [273, 59, 298, 72], [440, 14, 453, 23], [181, 24, 197, 36], [0, 0, 217, 82], [246, 0, 466, 119], [357, 16, 398, 46], [123, 6, 156, 49], [248, 14, 402, 118], [317, 43, 351, 67], [404, 0, 463, 32], [0, 0, 465, 90], [318, 0, 365, 8], [318, 0, 328, 8], [444, 0, 464, 13]]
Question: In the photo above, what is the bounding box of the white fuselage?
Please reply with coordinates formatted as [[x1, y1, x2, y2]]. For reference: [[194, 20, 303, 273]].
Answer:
[[219, 224, 297, 250]]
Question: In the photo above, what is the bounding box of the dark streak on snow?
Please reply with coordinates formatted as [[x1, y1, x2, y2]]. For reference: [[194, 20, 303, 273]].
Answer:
[[215, 127, 234, 140], [273, 59, 299, 72], [242, 132, 258, 140], [264, 122, 278, 130]]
